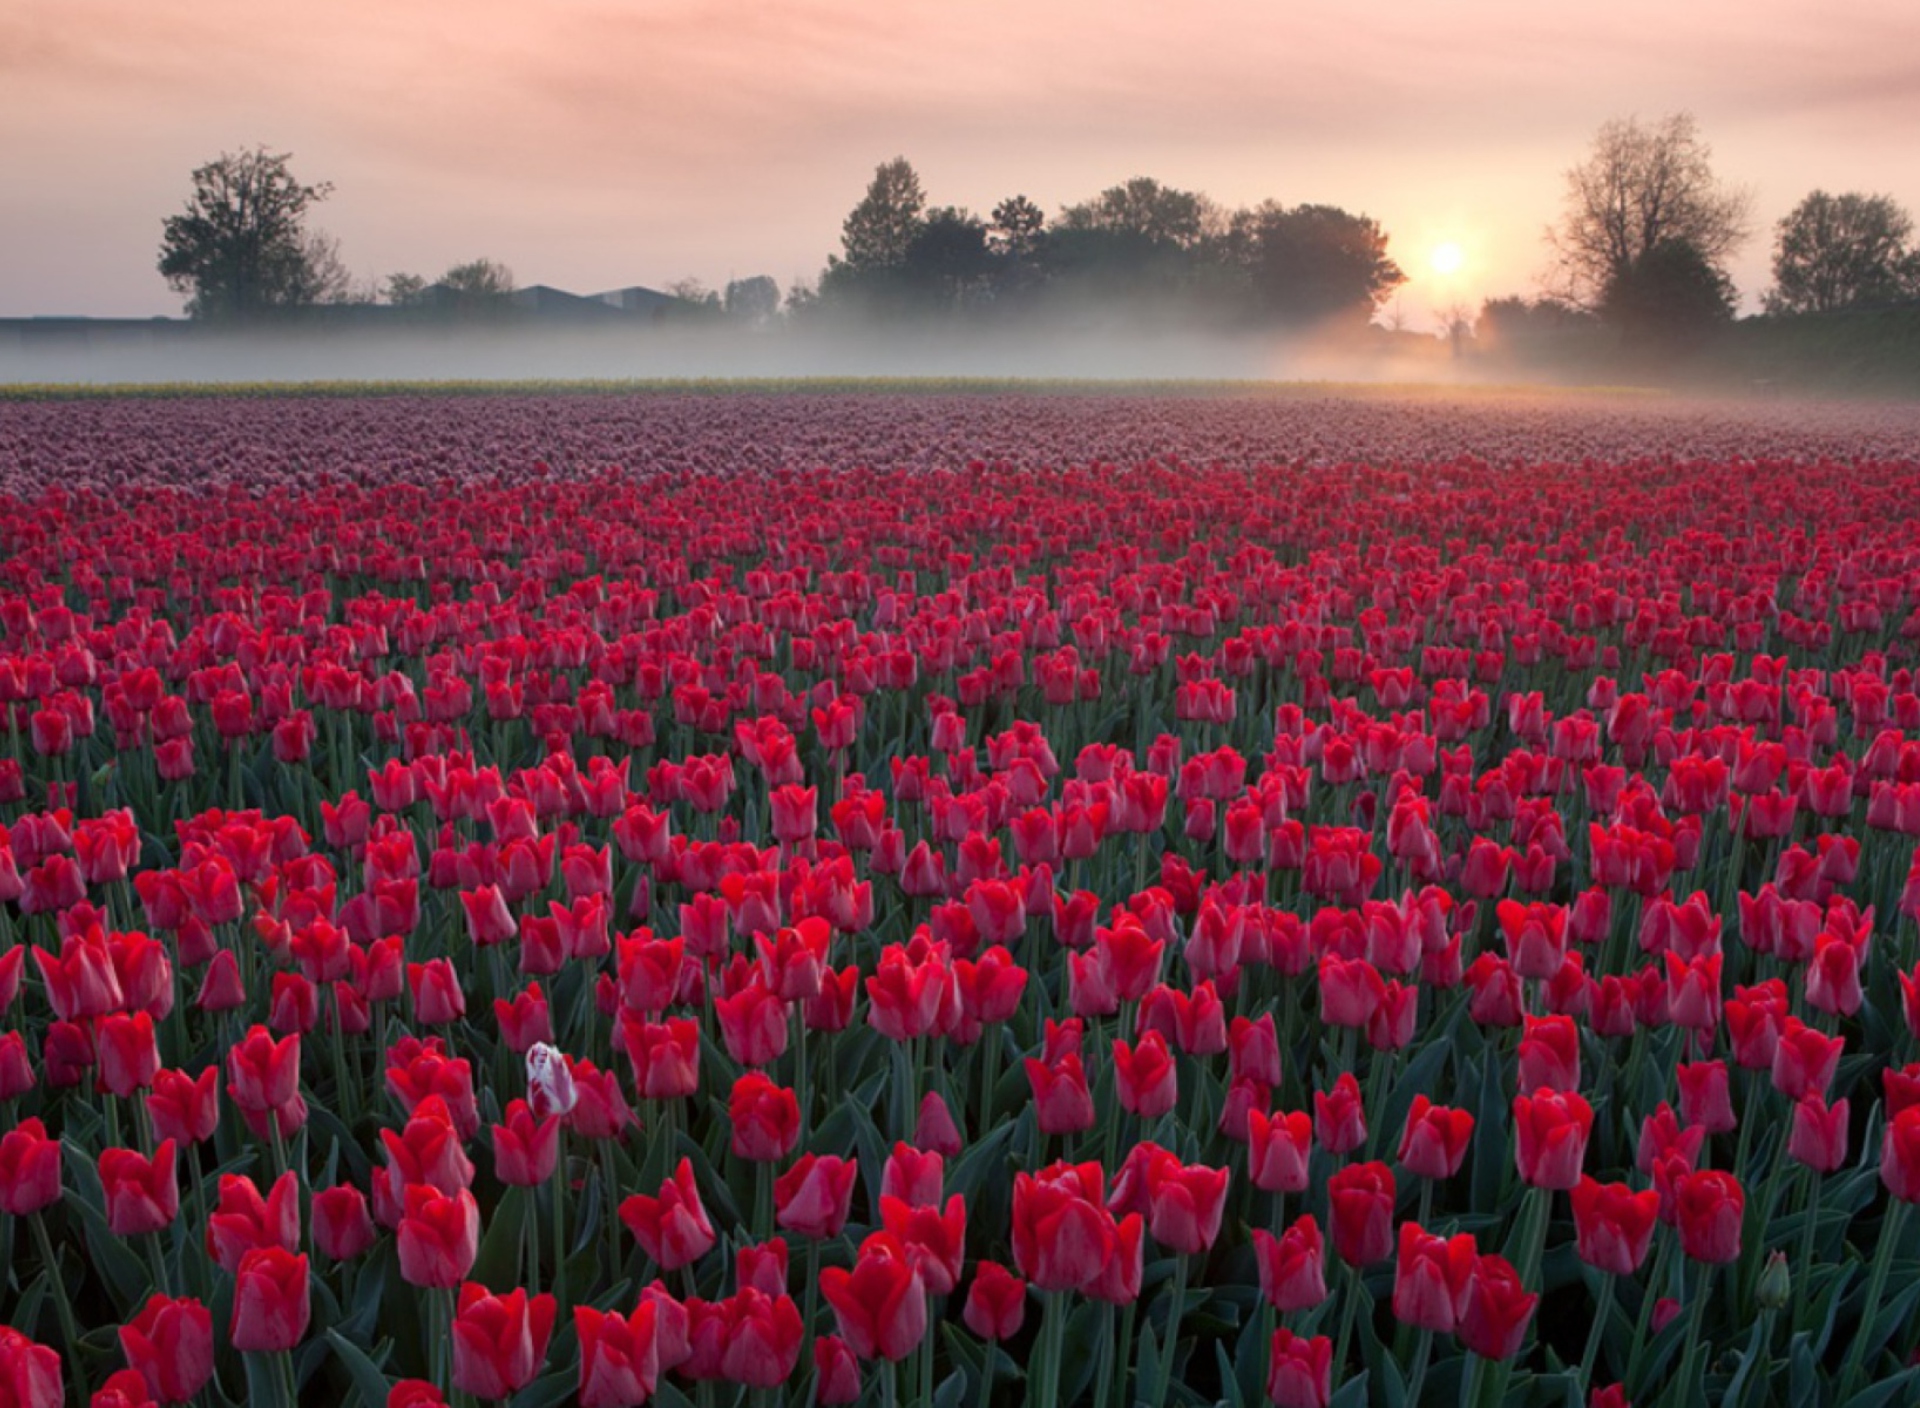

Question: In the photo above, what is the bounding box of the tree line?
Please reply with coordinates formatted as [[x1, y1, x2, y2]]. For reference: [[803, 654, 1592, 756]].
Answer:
[[156, 118, 1920, 349]]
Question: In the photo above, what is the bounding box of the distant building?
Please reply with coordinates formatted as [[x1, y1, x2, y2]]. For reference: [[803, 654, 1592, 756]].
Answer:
[[591, 286, 680, 318]]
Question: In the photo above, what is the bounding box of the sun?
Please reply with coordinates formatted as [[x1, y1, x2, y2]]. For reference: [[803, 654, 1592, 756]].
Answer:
[[1430, 241, 1465, 277]]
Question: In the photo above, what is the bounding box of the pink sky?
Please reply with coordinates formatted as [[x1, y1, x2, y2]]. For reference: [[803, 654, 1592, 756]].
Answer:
[[4, 0, 1917, 322]]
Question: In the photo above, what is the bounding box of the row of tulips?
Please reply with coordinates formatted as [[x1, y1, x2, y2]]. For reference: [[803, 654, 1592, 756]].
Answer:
[[3, 392, 1920, 1408]]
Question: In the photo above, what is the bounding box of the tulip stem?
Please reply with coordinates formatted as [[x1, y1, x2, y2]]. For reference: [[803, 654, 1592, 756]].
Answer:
[[1793, 1167, 1820, 1333], [1036, 1288, 1067, 1408], [1332, 1259, 1361, 1391], [976, 1335, 996, 1408], [1578, 1272, 1615, 1386], [1111, 1297, 1138, 1408], [28, 1212, 87, 1406], [551, 1150, 568, 1307], [1405, 1327, 1434, 1408], [526, 1182, 542, 1296], [1457, 1350, 1483, 1408], [1838, 1198, 1908, 1400]]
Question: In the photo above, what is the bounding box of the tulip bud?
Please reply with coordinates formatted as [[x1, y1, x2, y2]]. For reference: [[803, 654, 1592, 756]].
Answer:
[[1756, 1251, 1791, 1311]]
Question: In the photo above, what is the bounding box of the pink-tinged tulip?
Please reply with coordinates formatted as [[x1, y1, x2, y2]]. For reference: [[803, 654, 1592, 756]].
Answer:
[[1516, 1014, 1579, 1095], [311, 1184, 376, 1261], [563, 1060, 631, 1140], [1253, 1214, 1327, 1311], [406, 958, 466, 1025], [32, 932, 123, 1022], [225, 1026, 300, 1114], [574, 1300, 660, 1408], [914, 1091, 963, 1157], [1012, 1161, 1119, 1293], [494, 985, 553, 1054], [0, 1031, 32, 1102], [1146, 1156, 1230, 1255], [96, 1012, 161, 1098], [1113, 1032, 1179, 1119], [1674, 1170, 1744, 1263], [1512, 1089, 1592, 1190], [1025, 1051, 1095, 1135], [1266, 1328, 1332, 1408], [736, 1239, 788, 1297], [1327, 1161, 1396, 1266], [87, 1368, 149, 1404], [387, 1384, 448, 1408], [118, 1295, 213, 1404], [1770, 1018, 1842, 1102], [100, 1141, 178, 1236], [715, 1287, 803, 1389], [1313, 1072, 1366, 1155], [814, 1335, 861, 1405], [452, 1282, 558, 1401], [880, 1143, 943, 1208], [1881, 1106, 1920, 1203], [620, 1158, 717, 1271], [879, 1194, 966, 1294], [1677, 1060, 1735, 1136], [0, 1327, 62, 1408], [620, 1013, 702, 1100], [1570, 1177, 1659, 1276], [229, 1247, 310, 1353], [207, 1171, 300, 1273], [715, 979, 790, 1067], [774, 1154, 858, 1239], [820, 1231, 927, 1362], [396, 1185, 479, 1288], [1399, 1096, 1474, 1181], [1458, 1254, 1537, 1360], [963, 1261, 1026, 1339], [1787, 1095, 1849, 1173], [0, 1117, 63, 1216], [1247, 1108, 1313, 1193], [730, 1074, 801, 1163], [460, 885, 517, 947], [145, 1068, 219, 1148], [1392, 1222, 1478, 1333], [1229, 1012, 1283, 1086], [492, 1099, 561, 1187], [380, 1097, 475, 1203], [1497, 899, 1568, 982]]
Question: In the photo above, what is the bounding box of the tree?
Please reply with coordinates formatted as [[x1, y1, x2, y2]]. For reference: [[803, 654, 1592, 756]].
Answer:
[[724, 275, 782, 324], [1766, 191, 1920, 314], [1547, 113, 1750, 307], [1598, 237, 1736, 348], [158, 148, 335, 318], [1057, 177, 1215, 249], [838, 158, 926, 274], [1246, 203, 1406, 325], [901, 208, 995, 307], [987, 196, 1047, 262], [383, 272, 430, 307], [438, 259, 516, 299]]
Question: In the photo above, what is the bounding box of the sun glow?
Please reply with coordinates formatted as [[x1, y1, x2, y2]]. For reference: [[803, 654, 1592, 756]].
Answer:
[[1429, 241, 1464, 277]]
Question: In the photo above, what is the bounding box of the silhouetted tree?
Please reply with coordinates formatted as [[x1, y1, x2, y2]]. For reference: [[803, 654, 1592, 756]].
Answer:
[[724, 275, 782, 324], [1766, 191, 1920, 314], [1057, 177, 1215, 249], [158, 148, 334, 319], [902, 208, 995, 308], [382, 272, 430, 307], [1246, 204, 1405, 324], [988, 196, 1047, 261], [837, 158, 926, 274], [1548, 113, 1750, 307], [1599, 237, 1736, 348], [439, 259, 516, 299]]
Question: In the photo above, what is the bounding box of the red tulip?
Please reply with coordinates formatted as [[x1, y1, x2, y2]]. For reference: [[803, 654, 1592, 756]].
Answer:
[[1025, 1051, 1095, 1135], [879, 1143, 943, 1207], [388, 1383, 448, 1408], [311, 1184, 376, 1261], [381, 1097, 475, 1203], [1673, 1169, 1743, 1263], [406, 958, 466, 1025], [0, 1117, 63, 1216], [1770, 1017, 1842, 1102], [1512, 1089, 1592, 1190], [820, 1231, 927, 1362], [813, 1335, 861, 1405], [118, 1294, 214, 1404], [914, 1091, 963, 1157], [452, 1282, 558, 1400], [1113, 1032, 1179, 1119], [1676, 1059, 1735, 1136], [962, 1261, 1026, 1339], [0, 1327, 62, 1408], [229, 1247, 310, 1353], [1398, 1096, 1474, 1181], [1457, 1253, 1537, 1360], [715, 979, 790, 1067], [1787, 1094, 1849, 1173], [1253, 1213, 1328, 1311], [397, 1185, 479, 1288], [1145, 1154, 1230, 1255], [1392, 1221, 1478, 1333], [729, 1074, 801, 1163], [1884, 1106, 1920, 1202], [207, 1171, 300, 1273], [1327, 1161, 1396, 1266], [100, 1141, 178, 1236], [1012, 1160, 1122, 1292], [718, 1288, 804, 1388], [1246, 1107, 1313, 1193], [1266, 1328, 1332, 1408], [145, 1068, 219, 1147], [621, 1014, 702, 1100], [92, 1366, 159, 1408], [1570, 1177, 1659, 1276], [774, 1153, 858, 1239], [620, 1157, 717, 1271], [225, 1026, 300, 1115], [1313, 1072, 1366, 1155], [575, 1300, 660, 1408], [1516, 1014, 1579, 1095]]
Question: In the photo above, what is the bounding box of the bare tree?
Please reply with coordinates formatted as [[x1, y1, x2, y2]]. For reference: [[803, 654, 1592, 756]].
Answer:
[[1546, 113, 1751, 307]]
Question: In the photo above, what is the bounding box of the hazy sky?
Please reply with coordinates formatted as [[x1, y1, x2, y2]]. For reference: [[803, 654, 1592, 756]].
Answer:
[[4, 0, 1917, 322]]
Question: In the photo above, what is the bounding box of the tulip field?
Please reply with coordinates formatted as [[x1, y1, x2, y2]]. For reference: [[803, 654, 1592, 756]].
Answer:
[[6, 385, 1920, 1408]]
